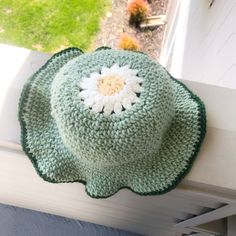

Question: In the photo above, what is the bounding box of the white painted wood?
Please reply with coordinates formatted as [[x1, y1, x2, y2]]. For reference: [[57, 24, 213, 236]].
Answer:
[[227, 215, 236, 236], [160, 0, 180, 67], [140, 15, 167, 28], [194, 219, 227, 236], [160, 0, 236, 90], [1, 43, 236, 235], [174, 204, 236, 229], [0, 140, 22, 153], [0, 150, 195, 236], [6, 77, 236, 193], [0, 43, 236, 193], [187, 227, 218, 236], [182, 80, 236, 132], [0, 44, 50, 144], [188, 234, 212, 236], [168, 190, 224, 209]]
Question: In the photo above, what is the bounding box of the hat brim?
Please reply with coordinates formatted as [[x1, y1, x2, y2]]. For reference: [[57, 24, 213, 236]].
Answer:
[[19, 47, 206, 198]]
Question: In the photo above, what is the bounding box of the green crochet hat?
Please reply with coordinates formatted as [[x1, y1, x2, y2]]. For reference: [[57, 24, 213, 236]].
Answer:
[[19, 47, 206, 198]]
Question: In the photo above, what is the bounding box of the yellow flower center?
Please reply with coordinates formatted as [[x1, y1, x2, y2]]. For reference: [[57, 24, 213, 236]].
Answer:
[[98, 75, 125, 96]]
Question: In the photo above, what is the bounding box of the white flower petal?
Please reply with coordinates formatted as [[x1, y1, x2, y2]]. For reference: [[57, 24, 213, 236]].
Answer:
[[79, 63, 143, 116], [80, 79, 95, 90], [137, 77, 143, 83], [121, 65, 129, 71], [113, 102, 123, 114], [92, 102, 104, 113], [103, 102, 114, 116], [111, 63, 119, 70], [131, 95, 139, 104], [130, 69, 139, 75], [122, 97, 132, 109], [90, 72, 100, 79], [79, 90, 91, 99], [125, 76, 142, 84], [84, 97, 95, 107], [128, 83, 143, 93], [100, 96, 110, 106], [101, 67, 110, 74], [113, 92, 127, 105], [127, 91, 139, 101], [93, 94, 107, 107]]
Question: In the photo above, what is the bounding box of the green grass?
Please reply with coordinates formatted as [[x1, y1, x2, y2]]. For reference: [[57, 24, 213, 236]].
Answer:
[[0, 0, 110, 52]]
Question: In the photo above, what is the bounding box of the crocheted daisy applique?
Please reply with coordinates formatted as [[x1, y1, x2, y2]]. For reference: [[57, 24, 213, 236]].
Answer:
[[79, 64, 143, 115]]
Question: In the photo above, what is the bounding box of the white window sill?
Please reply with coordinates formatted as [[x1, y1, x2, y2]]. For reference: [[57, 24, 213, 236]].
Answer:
[[0, 43, 236, 235]]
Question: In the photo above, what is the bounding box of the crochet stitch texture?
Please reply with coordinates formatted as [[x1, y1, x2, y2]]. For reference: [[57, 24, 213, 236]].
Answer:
[[19, 47, 206, 198]]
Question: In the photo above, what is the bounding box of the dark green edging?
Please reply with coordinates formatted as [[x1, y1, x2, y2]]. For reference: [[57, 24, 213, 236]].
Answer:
[[95, 46, 112, 51], [18, 47, 207, 199], [18, 47, 84, 184], [95, 46, 146, 56]]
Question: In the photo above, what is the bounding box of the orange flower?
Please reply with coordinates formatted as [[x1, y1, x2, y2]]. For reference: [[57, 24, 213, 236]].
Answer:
[[127, 0, 150, 25], [118, 34, 140, 51]]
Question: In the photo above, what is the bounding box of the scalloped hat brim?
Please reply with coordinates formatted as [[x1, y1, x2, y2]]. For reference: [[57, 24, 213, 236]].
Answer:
[[18, 47, 206, 198]]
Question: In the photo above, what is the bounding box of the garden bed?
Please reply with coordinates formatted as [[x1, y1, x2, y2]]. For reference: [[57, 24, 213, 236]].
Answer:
[[92, 0, 168, 61]]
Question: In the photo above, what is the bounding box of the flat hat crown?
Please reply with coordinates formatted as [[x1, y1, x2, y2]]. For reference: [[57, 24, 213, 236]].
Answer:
[[51, 50, 175, 166]]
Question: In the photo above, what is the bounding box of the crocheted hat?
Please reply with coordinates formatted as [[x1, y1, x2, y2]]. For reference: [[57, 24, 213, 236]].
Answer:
[[19, 47, 206, 198]]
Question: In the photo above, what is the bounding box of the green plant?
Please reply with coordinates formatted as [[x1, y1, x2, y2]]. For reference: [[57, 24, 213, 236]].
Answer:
[[118, 34, 140, 51], [127, 0, 150, 26]]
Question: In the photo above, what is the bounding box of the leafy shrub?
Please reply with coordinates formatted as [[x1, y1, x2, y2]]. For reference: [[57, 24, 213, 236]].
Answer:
[[127, 0, 150, 26], [118, 34, 140, 51]]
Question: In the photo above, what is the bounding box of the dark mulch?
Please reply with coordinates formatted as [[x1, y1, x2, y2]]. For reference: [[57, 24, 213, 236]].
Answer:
[[92, 0, 168, 61]]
